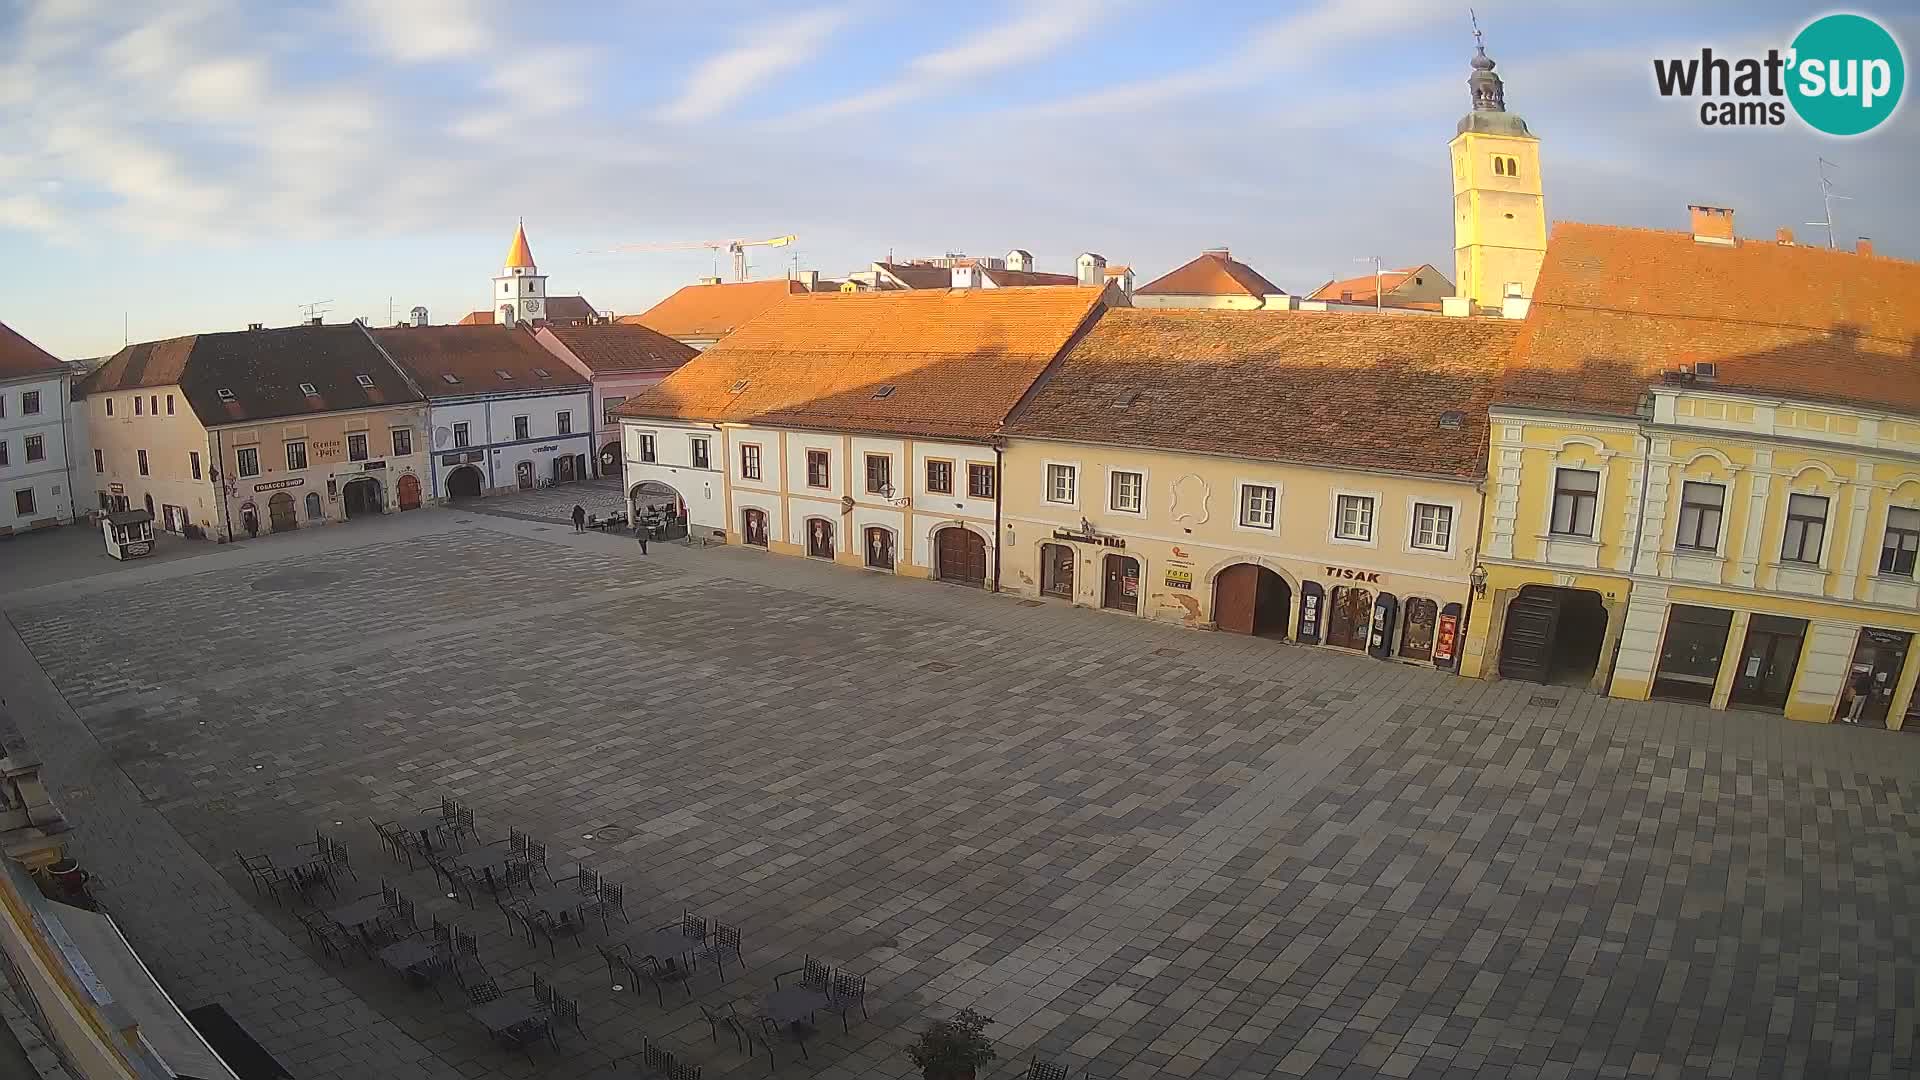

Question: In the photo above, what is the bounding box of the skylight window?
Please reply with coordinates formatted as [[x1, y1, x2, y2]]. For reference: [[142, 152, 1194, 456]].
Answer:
[[533, 368, 551, 378], [299, 382, 318, 396], [441, 373, 461, 384], [216, 388, 236, 402], [1439, 410, 1465, 430], [871, 385, 896, 399], [729, 379, 751, 393], [496, 369, 512, 380], [355, 374, 375, 388]]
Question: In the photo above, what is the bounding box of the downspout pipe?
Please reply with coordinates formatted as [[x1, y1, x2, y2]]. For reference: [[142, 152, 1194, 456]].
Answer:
[[991, 439, 1005, 593], [1460, 478, 1488, 671], [212, 428, 234, 542]]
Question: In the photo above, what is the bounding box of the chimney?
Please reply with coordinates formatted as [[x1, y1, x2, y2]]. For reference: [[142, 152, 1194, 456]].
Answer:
[[1856, 237, 1874, 257], [308, 316, 323, 326], [1204, 247, 1230, 260], [697, 275, 723, 286], [1776, 227, 1795, 245], [1005, 249, 1032, 272], [1688, 204, 1735, 246], [1075, 252, 1107, 287], [248, 322, 264, 331], [794, 269, 819, 290]]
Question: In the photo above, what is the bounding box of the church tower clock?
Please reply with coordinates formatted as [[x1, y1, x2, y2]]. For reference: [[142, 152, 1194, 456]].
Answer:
[[491, 220, 546, 326]]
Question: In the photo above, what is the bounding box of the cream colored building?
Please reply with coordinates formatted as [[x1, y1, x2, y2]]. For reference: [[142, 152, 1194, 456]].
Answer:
[[79, 323, 430, 541], [1001, 307, 1518, 667]]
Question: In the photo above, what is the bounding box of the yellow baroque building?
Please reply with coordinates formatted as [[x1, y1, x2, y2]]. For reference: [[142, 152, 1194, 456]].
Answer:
[[1461, 210, 1920, 728]]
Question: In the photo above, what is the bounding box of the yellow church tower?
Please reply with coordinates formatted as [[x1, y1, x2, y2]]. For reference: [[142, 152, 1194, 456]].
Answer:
[[1449, 36, 1546, 312]]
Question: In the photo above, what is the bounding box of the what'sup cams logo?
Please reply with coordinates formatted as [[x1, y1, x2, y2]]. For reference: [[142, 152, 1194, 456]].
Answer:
[[1654, 13, 1904, 135]]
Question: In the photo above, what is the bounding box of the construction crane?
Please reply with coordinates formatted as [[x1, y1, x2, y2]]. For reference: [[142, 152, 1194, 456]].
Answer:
[[579, 235, 798, 282]]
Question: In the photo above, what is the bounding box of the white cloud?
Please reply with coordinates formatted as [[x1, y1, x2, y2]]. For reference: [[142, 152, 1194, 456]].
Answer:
[[804, 0, 1108, 121], [660, 8, 850, 124], [339, 0, 498, 62]]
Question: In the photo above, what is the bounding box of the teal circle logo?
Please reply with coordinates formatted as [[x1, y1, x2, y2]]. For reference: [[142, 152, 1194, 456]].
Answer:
[[1788, 13, 1904, 135]]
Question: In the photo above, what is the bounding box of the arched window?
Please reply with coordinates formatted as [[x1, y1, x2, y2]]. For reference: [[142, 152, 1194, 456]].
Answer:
[[1505, 157, 1520, 178], [1493, 156, 1506, 176]]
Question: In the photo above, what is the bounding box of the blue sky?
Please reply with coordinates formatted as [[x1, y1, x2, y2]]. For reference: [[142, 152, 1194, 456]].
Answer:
[[2, 0, 1915, 358]]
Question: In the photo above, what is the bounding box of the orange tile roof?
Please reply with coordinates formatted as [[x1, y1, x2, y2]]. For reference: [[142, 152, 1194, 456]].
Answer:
[[372, 325, 587, 398], [1005, 308, 1519, 479], [544, 324, 696, 374], [1500, 222, 1920, 418], [619, 286, 1107, 441], [1136, 250, 1284, 298], [504, 221, 535, 269], [1305, 267, 1421, 304], [620, 279, 803, 341], [457, 310, 492, 325], [0, 320, 63, 378]]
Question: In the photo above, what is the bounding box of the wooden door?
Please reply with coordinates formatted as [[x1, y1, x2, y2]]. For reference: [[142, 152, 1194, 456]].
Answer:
[[397, 473, 421, 511], [1400, 597, 1437, 661], [1498, 588, 1561, 682], [936, 528, 986, 587], [516, 461, 534, 489], [807, 519, 834, 559], [1327, 586, 1372, 649], [1213, 564, 1259, 635], [1041, 543, 1074, 598], [743, 508, 768, 547], [268, 492, 297, 533], [1103, 555, 1140, 613]]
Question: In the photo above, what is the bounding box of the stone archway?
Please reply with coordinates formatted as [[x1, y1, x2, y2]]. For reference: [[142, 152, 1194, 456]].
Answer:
[[342, 476, 383, 519], [447, 465, 484, 499], [933, 525, 987, 587]]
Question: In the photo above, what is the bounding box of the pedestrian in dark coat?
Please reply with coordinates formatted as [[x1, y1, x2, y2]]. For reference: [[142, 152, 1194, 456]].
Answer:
[[636, 520, 649, 554], [571, 504, 586, 533]]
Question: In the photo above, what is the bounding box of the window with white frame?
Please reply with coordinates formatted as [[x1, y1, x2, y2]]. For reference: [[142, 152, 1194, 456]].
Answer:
[[23, 435, 43, 463], [391, 428, 412, 457], [1240, 484, 1276, 529], [1881, 507, 1920, 578], [557, 410, 571, 435], [1550, 468, 1600, 537], [1410, 502, 1452, 551], [1335, 494, 1374, 541], [1675, 481, 1725, 552], [1045, 463, 1076, 504], [1109, 469, 1143, 513], [513, 415, 530, 440], [285, 440, 308, 470], [236, 446, 260, 478], [638, 433, 656, 462], [452, 422, 471, 448], [740, 443, 761, 480], [690, 437, 710, 469], [1781, 493, 1828, 564]]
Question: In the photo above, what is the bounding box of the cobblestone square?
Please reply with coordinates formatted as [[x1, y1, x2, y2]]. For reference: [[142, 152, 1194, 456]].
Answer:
[[3, 509, 1917, 1080]]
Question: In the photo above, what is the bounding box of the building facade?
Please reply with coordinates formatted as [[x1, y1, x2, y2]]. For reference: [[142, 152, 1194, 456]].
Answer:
[[0, 322, 74, 537], [373, 325, 593, 498], [1461, 211, 1920, 729], [618, 286, 1111, 577], [1000, 308, 1514, 667], [535, 323, 697, 479], [456, 222, 600, 327], [78, 324, 430, 540]]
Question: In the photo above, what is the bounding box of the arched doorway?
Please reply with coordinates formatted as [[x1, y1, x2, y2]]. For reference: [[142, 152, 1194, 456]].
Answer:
[[1213, 563, 1292, 639], [864, 527, 895, 570], [1040, 542, 1074, 599], [240, 503, 259, 538], [516, 461, 535, 489], [742, 508, 769, 547], [397, 473, 422, 511], [554, 455, 577, 484], [1400, 597, 1438, 661], [1103, 554, 1140, 613], [934, 526, 986, 587], [447, 465, 484, 499], [143, 493, 154, 518], [1326, 586, 1373, 650], [268, 491, 297, 533], [631, 481, 687, 539], [342, 477, 382, 519], [304, 491, 324, 521], [805, 518, 835, 559], [600, 442, 621, 478], [1499, 585, 1609, 686]]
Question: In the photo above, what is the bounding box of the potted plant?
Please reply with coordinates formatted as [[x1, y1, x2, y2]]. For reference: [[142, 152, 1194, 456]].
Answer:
[[906, 1007, 996, 1080]]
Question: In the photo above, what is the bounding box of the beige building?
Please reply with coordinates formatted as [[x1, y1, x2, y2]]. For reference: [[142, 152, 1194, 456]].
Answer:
[[1000, 308, 1517, 667], [78, 323, 430, 541]]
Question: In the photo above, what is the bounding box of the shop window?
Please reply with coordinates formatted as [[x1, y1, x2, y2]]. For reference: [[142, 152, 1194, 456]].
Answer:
[[1675, 481, 1725, 551], [1651, 605, 1734, 703]]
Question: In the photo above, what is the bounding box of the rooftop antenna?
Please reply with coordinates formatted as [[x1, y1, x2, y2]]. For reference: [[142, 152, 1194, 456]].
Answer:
[[1805, 158, 1851, 250], [1354, 256, 1385, 313], [298, 299, 334, 323]]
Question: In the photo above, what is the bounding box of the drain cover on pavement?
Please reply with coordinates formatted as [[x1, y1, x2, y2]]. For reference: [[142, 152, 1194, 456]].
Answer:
[[921, 661, 954, 673], [1018, 600, 1043, 607], [1529, 695, 1562, 708], [250, 570, 343, 593], [591, 825, 629, 841], [1153, 647, 1182, 657]]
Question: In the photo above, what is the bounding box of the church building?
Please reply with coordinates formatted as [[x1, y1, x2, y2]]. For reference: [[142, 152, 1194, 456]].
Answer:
[[1448, 40, 1547, 313], [457, 222, 602, 327]]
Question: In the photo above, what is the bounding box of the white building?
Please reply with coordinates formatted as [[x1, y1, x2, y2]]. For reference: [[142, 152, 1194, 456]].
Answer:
[[0, 321, 74, 536], [455, 222, 600, 328], [371, 325, 594, 497]]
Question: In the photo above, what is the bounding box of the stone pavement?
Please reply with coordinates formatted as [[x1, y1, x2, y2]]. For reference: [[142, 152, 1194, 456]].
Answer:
[[450, 476, 632, 528], [1, 501, 1917, 1080]]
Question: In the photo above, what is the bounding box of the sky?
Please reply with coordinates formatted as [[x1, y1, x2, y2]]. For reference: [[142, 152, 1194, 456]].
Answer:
[[1, 0, 1915, 359]]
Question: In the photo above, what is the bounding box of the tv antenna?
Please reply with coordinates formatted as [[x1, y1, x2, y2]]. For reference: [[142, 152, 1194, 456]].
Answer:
[[1354, 256, 1385, 313], [298, 299, 334, 322], [1805, 158, 1851, 250]]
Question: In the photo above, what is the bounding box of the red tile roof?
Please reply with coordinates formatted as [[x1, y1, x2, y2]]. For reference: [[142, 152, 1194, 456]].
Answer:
[[79, 325, 423, 424], [1500, 223, 1920, 418], [1306, 269, 1418, 304], [457, 295, 599, 326], [620, 279, 804, 341], [372, 325, 587, 398], [1137, 250, 1285, 299], [1005, 308, 1519, 480], [0, 320, 64, 379], [619, 286, 1107, 441], [543, 324, 697, 374]]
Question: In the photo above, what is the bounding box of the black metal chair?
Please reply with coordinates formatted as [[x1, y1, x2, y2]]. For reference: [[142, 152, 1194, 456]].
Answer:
[[774, 954, 831, 992], [826, 969, 867, 1032], [1024, 1062, 1071, 1080], [698, 922, 742, 980], [294, 907, 357, 963], [598, 880, 628, 928], [670, 910, 708, 946], [462, 978, 553, 1062], [753, 1011, 810, 1061], [547, 991, 583, 1042], [698, 1001, 740, 1050], [517, 839, 553, 887], [597, 942, 635, 985], [324, 837, 355, 883], [629, 954, 689, 1008], [236, 851, 290, 903]]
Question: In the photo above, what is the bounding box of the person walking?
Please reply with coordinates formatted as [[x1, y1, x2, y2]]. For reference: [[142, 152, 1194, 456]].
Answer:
[[635, 521, 649, 554], [571, 504, 586, 533]]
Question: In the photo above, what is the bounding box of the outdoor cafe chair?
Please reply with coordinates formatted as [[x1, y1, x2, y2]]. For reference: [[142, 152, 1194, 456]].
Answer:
[[1024, 1062, 1072, 1080], [773, 954, 831, 993], [598, 880, 628, 928], [697, 923, 742, 980], [826, 969, 868, 1033], [295, 907, 357, 964]]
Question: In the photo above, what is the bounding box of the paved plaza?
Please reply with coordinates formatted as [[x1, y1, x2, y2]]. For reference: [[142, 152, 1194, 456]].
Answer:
[[2, 499, 1918, 1080]]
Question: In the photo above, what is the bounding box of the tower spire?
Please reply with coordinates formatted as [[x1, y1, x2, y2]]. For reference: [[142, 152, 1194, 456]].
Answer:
[[1467, 11, 1506, 113], [504, 220, 535, 270]]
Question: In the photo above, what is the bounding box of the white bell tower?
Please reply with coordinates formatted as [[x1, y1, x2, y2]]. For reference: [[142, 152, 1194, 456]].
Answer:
[[492, 219, 546, 326]]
